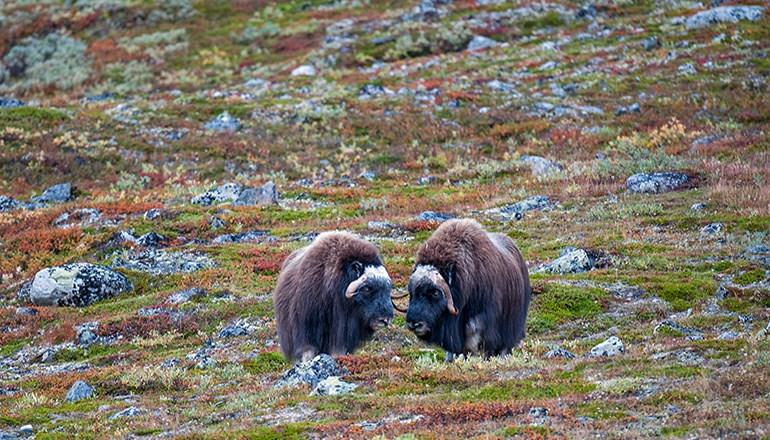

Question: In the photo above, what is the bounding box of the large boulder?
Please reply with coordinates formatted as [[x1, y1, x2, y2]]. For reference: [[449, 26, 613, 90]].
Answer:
[[65, 380, 94, 402], [626, 172, 689, 194], [32, 183, 73, 205], [26, 263, 132, 307], [233, 181, 278, 206], [275, 354, 345, 389], [191, 183, 242, 205], [684, 6, 764, 29]]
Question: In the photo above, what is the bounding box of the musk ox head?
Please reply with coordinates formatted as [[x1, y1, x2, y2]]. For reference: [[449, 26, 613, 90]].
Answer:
[[345, 261, 395, 331], [404, 264, 457, 339]]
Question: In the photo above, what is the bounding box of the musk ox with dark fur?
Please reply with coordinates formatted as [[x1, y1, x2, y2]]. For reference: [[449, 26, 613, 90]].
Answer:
[[274, 231, 395, 362], [403, 219, 531, 358]]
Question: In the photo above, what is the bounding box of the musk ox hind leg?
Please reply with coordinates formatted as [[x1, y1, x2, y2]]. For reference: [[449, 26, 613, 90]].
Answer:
[[464, 317, 484, 356]]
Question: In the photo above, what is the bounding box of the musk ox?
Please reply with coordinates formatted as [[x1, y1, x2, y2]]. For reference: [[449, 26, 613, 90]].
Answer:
[[274, 231, 396, 362], [402, 219, 531, 358]]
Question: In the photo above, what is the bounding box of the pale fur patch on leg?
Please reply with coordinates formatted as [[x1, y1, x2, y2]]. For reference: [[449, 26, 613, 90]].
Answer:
[[464, 317, 483, 355]]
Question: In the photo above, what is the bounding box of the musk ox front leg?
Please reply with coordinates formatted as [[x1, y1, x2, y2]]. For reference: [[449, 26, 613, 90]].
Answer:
[[299, 346, 319, 362]]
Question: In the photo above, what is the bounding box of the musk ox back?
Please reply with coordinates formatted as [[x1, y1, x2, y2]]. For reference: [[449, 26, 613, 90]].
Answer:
[[404, 219, 530, 357], [274, 231, 394, 362]]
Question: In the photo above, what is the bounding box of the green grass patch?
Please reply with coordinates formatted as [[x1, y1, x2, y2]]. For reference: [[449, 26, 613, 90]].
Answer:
[[527, 284, 607, 334], [242, 351, 288, 375]]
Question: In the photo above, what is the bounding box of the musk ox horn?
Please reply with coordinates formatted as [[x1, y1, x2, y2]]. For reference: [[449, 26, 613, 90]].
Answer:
[[414, 266, 458, 315], [345, 274, 368, 298], [391, 289, 409, 313]]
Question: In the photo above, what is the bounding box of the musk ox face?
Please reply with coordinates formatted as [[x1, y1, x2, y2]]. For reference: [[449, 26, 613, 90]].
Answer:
[[345, 262, 394, 331], [405, 265, 458, 339]]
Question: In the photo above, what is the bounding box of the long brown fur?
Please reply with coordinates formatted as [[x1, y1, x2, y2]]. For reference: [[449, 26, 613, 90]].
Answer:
[[274, 231, 385, 361], [411, 219, 531, 356]]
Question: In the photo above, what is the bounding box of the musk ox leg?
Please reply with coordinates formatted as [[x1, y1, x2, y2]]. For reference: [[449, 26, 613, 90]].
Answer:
[[464, 317, 484, 355], [444, 352, 457, 362]]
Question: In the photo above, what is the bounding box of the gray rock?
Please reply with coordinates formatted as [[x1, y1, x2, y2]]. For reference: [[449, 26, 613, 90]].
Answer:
[[467, 35, 498, 51], [545, 347, 575, 359], [167, 287, 205, 305], [291, 65, 317, 77], [75, 322, 99, 345], [15, 307, 37, 316], [209, 216, 226, 230], [233, 181, 278, 206], [626, 172, 689, 194], [416, 211, 454, 223], [143, 208, 163, 221], [212, 230, 272, 244], [52, 208, 101, 228], [203, 111, 241, 132], [311, 376, 357, 396], [641, 37, 660, 51], [589, 336, 624, 357], [0, 195, 23, 213], [534, 248, 608, 274], [32, 183, 73, 205], [691, 203, 706, 211], [490, 195, 555, 221], [678, 63, 697, 76], [616, 102, 641, 116], [276, 354, 345, 389], [109, 406, 143, 420], [520, 155, 563, 177], [65, 380, 94, 402], [684, 6, 764, 29], [112, 249, 215, 275], [529, 407, 549, 426], [368, 221, 396, 230], [700, 223, 723, 235], [219, 323, 249, 338], [717, 330, 739, 340], [653, 320, 704, 340], [191, 183, 242, 205], [135, 232, 167, 247], [0, 97, 25, 108], [27, 263, 132, 307], [417, 175, 437, 185]]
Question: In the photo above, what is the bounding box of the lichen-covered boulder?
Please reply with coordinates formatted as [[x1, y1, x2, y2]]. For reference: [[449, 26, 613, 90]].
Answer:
[[626, 172, 689, 194], [27, 263, 132, 307], [684, 6, 764, 29]]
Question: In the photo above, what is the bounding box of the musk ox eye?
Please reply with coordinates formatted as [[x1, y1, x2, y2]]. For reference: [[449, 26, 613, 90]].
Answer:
[[429, 288, 441, 300]]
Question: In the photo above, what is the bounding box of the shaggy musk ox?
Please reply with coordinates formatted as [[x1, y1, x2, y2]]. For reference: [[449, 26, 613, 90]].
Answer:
[[403, 219, 531, 358], [274, 231, 395, 362]]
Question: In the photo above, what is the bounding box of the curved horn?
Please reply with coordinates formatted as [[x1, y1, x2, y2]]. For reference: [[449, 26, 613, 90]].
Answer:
[[345, 275, 367, 298], [391, 289, 409, 313], [429, 270, 458, 315]]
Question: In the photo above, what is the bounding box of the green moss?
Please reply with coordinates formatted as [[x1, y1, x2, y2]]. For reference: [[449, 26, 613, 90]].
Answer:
[[503, 425, 551, 436], [242, 352, 288, 375], [661, 426, 693, 437], [733, 269, 766, 286], [576, 402, 628, 420], [0, 338, 31, 357], [462, 376, 595, 401], [527, 284, 606, 334], [0, 107, 69, 127], [521, 11, 565, 32]]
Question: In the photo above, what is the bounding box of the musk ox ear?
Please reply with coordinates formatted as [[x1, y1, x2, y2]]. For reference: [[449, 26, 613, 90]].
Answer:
[[349, 261, 364, 278]]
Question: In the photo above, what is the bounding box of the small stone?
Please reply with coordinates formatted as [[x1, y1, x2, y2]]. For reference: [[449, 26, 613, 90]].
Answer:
[[0, 195, 23, 213], [111, 249, 215, 275], [109, 406, 143, 420], [717, 330, 739, 340], [212, 230, 272, 244], [467, 35, 498, 51], [15, 307, 37, 316], [700, 223, 723, 235], [191, 183, 243, 206], [368, 221, 395, 230], [136, 232, 167, 248], [545, 347, 575, 359], [276, 354, 345, 389], [311, 376, 358, 396], [167, 287, 205, 305], [535, 248, 607, 274], [678, 63, 697, 76], [75, 322, 100, 345], [528, 407, 549, 426], [417, 175, 437, 185], [0, 97, 25, 108], [416, 211, 454, 223], [143, 208, 163, 221], [589, 336, 625, 357], [27, 263, 132, 307], [65, 380, 94, 402], [52, 208, 101, 228], [691, 203, 706, 211], [626, 172, 689, 194], [519, 155, 563, 177], [684, 6, 765, 29], [204, 112, 241, 132], [641, 36, 660, 51], [32, 183, 73, 205], [209, 216, 225, 230], [219, 323, 249, 338], [291, 65, 317, 77], [233, 181, 278, 206]]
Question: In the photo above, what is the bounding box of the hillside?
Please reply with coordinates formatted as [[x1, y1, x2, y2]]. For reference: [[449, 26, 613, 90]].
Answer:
[[0, 0, 769, 438]]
